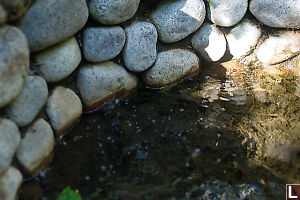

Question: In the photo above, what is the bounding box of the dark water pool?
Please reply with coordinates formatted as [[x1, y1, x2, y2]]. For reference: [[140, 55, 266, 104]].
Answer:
[[19, 62, 300, 200]]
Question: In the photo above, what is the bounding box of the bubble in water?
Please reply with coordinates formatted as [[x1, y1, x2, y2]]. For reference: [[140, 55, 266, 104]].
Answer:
[[62, 141, 67, 146], [185, 192, 191, 199], [192, 149, 201, 157], [99, 177, 105, 182], [129, 146, 135, 151], [100, 165, 106, 172], [136, 151, 146, 159]]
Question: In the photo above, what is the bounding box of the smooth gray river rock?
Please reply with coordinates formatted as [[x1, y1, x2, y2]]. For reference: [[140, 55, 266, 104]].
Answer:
[[151, 0, 206, 43], [0, 25, 29, 108], [206, 0, 248, 27], [143, 49, 200, 87], [46, 86, 82, 136], [6, 75, 48, 127], [226, 19, 262, 58], [191, 23, 226, 62], [83, 26, 125, 62], [0, 167, 23, 200], [77, 62, 138, 111], [0, 119, 20, 173], [123, 21, 157, 72], [32, 37, 81, 83], [250, 0, 300, 28], [89, 0, 140, 25], [17, 119, 54, 173], [18, 0, 88, 52], [256, 31, 300, 65]]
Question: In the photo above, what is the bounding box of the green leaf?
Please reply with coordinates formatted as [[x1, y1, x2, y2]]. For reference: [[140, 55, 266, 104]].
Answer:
[[56, 187, 82, 200]]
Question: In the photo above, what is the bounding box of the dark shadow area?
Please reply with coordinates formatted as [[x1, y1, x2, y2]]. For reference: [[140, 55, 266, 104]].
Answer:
[[19, 62, 290, 200]]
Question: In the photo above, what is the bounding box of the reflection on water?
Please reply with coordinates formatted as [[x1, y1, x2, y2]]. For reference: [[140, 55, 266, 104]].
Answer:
[[20, 59, 299, 200]]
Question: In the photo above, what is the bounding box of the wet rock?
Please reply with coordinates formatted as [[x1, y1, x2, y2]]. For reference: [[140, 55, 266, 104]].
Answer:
[[151, 0, 206, 43], [46, 86, 82, 136], [264, 137, 300, 163], [0, 0, 32, 21], [224, 81, 247, 105], [206, 0, 248, 27], [143, 49, 199, 87], [18, 0, 88, 52], [0, 167, 22, 200], [0, 119, 21, 173], [0, 4, 7, 24], [83, 26, 125, 62], [199, 81, 222, 102], [16, 119, 54, 173], [32, 37, 81, 83], [256, 31, 300, 65], [227, 88, 247, 106], [123, 21, 157, 72], [78, 61, 138, 110], [89, 0, 140, 25], [0, 25, 29, 108], [250, 0, 300, 29], [226, 19, 262, 58], [191, 23, 226, 62], [6, 75, 48, 127], [200, 179, 268, 200]]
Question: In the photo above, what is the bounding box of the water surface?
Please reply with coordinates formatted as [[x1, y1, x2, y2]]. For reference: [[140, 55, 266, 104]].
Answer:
[[20, 61, 300, 200]]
